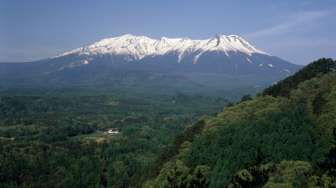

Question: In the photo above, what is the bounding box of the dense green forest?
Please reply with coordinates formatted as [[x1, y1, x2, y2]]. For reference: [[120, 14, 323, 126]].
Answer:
[[144, 58, 336, 187], [1, 58, 336, 188], [0, 90, 228, 188]]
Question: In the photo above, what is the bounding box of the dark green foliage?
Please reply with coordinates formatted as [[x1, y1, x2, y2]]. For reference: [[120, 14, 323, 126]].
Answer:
[[188, 102, 318, 187], [230, 164, 275, 188], [318, 129, 336, 176], [147, 119, 206, 180], [0, 90, 227, 188], [312, 91, 328, 115], [263, 58, 336, 97], [149, 59, 336, 187], [189, 165, 211, 188]]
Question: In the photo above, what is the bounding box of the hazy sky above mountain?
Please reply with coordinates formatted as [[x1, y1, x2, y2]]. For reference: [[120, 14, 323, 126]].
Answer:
[[0, 0, 335, 64]]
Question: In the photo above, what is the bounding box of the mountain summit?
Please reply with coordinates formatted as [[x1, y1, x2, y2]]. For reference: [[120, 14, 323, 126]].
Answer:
[[58, 34, 267, 63], [0, 34, 301, 97]]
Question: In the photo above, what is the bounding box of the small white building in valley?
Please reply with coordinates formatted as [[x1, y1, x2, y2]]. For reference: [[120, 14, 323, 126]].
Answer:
[[106, 128, 120, 134]]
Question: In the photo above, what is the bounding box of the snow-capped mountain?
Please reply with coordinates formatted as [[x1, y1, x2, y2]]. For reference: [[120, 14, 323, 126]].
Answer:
[[0, 34, 302, 97], [58, 34, 267, 63]]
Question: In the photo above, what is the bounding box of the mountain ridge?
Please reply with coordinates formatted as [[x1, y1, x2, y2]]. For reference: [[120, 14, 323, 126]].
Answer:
[[0, 34, 301, 98], [56, 34, 268, 63]]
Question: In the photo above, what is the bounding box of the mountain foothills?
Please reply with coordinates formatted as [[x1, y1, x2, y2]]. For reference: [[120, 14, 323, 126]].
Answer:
[[0, 58, 335, 188], [144, 58, 336, 187], [0, 34, 300, 98]]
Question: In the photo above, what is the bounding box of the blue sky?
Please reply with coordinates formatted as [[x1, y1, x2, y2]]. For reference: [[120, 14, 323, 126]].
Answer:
[[0, 0, 335, 64]]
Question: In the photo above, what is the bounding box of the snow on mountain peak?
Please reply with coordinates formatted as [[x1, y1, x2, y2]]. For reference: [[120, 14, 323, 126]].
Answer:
[[58, 34, 267, 62]]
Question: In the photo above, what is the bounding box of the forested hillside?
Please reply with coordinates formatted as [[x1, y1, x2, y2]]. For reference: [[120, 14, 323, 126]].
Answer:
[[145, 58, 336, 187]]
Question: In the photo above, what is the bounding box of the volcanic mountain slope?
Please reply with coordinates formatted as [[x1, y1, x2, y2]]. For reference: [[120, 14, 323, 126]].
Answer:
[[0, 34, 301, 97]]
